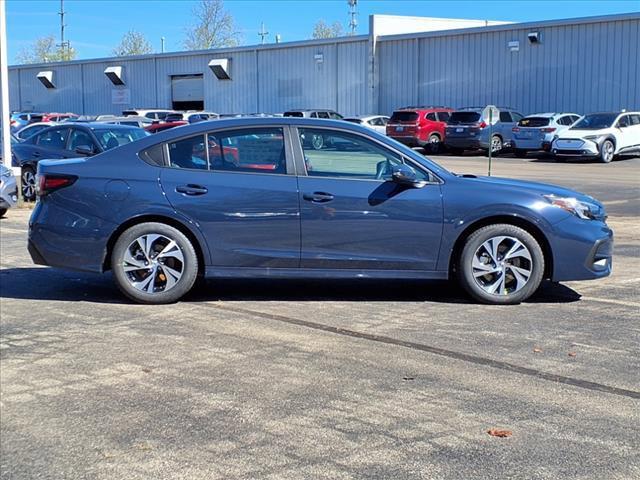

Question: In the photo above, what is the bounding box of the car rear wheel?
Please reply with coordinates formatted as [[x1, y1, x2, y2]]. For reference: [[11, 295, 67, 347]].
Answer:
[[427, 134, 441, 154], [111, 222, 198, 304], [487, 135, 503, 155], [599, 139, 615, 163], [21, 166, 37, 202], [458, 224, 544, 305]]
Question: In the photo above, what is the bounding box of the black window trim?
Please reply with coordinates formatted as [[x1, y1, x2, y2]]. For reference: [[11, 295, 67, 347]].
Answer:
[[289, 125, 442, 184], [153, 125, 296, 176]]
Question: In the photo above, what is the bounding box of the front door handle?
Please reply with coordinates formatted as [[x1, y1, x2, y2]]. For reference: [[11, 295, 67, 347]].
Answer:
[[303, 191, 334, 203], [176, 184, 208, 196]]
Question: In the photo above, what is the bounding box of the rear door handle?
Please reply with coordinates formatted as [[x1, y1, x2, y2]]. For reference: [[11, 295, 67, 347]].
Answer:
[[303, 192, 334, 203], [32, 151, 41, 158], [176, 184, 208, 196]]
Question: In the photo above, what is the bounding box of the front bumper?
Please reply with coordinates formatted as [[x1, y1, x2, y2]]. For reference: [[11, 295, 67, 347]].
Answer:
[[552, 139, 600, 157], [550, 215, 613, 282]]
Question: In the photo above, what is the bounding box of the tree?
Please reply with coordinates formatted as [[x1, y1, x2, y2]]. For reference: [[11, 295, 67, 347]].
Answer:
[[113, 30, 153, 56], [184, 0, 240, 50], [16, 35, 77, 64], [312, 20, 344, 39]]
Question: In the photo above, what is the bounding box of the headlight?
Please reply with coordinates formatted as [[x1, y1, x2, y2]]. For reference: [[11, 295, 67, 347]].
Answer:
[[583, 135, 605, 142], [543, 194, 598, 220]]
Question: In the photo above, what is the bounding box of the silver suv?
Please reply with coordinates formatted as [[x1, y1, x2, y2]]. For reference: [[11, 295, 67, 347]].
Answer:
[[283, 109, 343, 120]]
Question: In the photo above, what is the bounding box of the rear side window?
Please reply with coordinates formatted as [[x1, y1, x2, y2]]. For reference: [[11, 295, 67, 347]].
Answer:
[[317, 112, 330, 119], [168, 134, 208, 170], [448, 112, 481, 124], [499, 111, 512, 122], [328, 112, 343, 119], [519, 117, 551, 127], [37, 128, 69, 149], [390, 111, 418, 122], [283, 111, 304, 117], [425, 113, 437, 121], [140, 144, 165, 166], [210, 128, 286, 174], [629, 114, 640, 126]]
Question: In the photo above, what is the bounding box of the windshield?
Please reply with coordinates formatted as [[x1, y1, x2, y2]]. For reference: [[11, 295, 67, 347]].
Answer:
[[571, 113, 618, 130], [93, 127, 149, 150], [448, 111, 481, 124], [518, 117, 551, 127]]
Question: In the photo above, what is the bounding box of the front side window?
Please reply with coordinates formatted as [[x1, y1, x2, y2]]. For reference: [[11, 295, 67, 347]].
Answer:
[[298, 128, 428, 181], [317, 111, 330, 119], [168, 134, 208, 170], [68, 129, 96, 151], [37, 128, 69, 149], [209, 128, 286, 174], [328, 112, 343, 120]]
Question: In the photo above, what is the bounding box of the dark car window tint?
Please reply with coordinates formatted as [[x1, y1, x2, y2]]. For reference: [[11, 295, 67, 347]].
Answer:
[[499, 111, 512, 122], [68, 129, 95, 151], [209, 128, 285, 174], [437, 112, 451, 122], [426, 112, 437, 121], [37, 128, 69, 149], [519, 117, 550, 127], [168, 134, 208, 170], [629, 114, 640, 126], [390, 111, 418, 122], [448, 112, 481, 124], [298, 128, 427, 181], [283, 111, 304, 117], [94, 128, 148, 150], [317, 112, 330, 119], [328, 112, 343, 119], [140, 143, 166, 166]]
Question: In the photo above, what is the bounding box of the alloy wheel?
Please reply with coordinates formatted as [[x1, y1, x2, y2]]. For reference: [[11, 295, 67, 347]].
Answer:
[[123, 234, 185, 294], [311, 134, 324, 150], [472, 235, 533, 295], [22, 169, 36, 200], [491, 136, 503, 153], [602, 141, 614, 162]]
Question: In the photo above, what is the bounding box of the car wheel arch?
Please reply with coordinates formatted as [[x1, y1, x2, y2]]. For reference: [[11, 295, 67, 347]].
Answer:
[[447, 214, 553, 280], [102, 214, 207, 275]]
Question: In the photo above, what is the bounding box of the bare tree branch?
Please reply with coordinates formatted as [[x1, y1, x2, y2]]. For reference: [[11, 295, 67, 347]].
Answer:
[[184, 0, 241, 50]]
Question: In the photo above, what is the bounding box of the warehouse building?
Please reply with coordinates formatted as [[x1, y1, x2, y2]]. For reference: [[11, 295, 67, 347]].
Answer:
[[7, 12, 639, 117]]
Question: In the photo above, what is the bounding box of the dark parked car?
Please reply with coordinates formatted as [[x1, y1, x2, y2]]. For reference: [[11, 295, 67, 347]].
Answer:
[[13, 123, 148, 200], [29, 118, 612, 305], [445, 107, 525, 155]]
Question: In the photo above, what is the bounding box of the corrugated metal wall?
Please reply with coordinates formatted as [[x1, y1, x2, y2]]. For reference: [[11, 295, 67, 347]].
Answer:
[[8, 15, 638, 117], [377, 17, 639, 115]]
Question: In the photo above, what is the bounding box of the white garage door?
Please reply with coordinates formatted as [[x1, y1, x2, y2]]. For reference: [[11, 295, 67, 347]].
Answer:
[[171, 74, 204, 102]]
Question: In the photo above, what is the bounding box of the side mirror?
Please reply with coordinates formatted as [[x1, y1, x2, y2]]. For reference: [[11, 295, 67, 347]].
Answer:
[[75, 145, 94, 156], [390, 164, 426, 188]]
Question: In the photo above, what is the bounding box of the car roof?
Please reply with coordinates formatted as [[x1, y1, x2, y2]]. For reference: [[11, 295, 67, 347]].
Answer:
[[285, 109, 337, 112]]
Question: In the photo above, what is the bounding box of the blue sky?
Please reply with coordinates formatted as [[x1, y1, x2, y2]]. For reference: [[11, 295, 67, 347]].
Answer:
[[6, 0, 639, 64]]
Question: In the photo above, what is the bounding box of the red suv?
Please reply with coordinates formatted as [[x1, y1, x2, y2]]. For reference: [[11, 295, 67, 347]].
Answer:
[[386, 107, 453, 153]]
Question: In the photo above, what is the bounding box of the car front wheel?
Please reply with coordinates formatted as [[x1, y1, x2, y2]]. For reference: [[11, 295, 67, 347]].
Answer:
[[458, 224, 545, 305], [599, 139, 615, 163], [111, 222, 199, 304]]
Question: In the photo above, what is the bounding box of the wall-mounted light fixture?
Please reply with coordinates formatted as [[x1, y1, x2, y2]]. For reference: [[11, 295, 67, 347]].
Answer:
[[208, 58, 231, 80], [104, 66, 125, 85], [37, 71, 55, 89], [527, 31, 541, 44]]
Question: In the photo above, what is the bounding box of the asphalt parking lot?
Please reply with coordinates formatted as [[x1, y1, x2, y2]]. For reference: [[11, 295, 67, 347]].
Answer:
[[1, 153, 639, 480]]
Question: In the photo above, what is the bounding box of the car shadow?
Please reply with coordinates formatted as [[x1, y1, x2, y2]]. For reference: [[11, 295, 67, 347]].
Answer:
[[0, 267, 581, 305]]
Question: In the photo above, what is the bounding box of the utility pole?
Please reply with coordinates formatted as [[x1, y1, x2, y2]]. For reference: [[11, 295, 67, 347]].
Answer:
[[1, 0, 13, 171], [258, 22, 269, 45], [57, 0, 70, 59], [161, 36, 165, 53], [348, 0, 358, 36]]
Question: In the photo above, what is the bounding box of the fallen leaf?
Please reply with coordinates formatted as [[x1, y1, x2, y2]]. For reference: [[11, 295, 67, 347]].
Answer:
[[568, 352, 577, 357], [533, 347, 542, 353], [487, 429, 512, 438], [142, 367, 152, 374], [402, 376, 415, 381]]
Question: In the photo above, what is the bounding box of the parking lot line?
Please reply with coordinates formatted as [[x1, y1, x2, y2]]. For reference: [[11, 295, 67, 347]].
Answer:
[[202, 302, 640, 400]]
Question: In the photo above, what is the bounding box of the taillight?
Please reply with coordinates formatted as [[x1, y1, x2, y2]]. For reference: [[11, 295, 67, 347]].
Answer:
[[36, 174, 77, 196], [10, 120, 16, 126], [512, 127, 520, 133], [478, 121, 487, 129], [541, 127, 557, 133]]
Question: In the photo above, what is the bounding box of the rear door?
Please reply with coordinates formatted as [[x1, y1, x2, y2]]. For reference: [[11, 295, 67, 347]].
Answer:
[[33, 127, 71, 159], [294, 126, 443, 270], [159, 126, 301, 268]]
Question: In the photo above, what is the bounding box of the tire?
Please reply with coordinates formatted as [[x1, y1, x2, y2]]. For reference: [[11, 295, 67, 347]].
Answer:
[[457, 224, 545, 305], [514, 149, 528, 158], [427, 134, 441, 154], [599, 139, 615, 163], [21, 166, 37, 202], [0, 208, 7, 218], [486, 135, 503, 156], [111, 222, 199, 304]]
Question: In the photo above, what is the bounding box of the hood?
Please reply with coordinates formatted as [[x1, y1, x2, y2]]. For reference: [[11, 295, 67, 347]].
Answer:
[[458, 174, 600, 204], [559, 128, 609, 139]]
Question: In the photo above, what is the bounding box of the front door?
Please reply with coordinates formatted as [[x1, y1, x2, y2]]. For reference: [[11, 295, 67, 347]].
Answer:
[[294, 127, 443, 271], [160, 126, 300, 268]]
